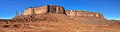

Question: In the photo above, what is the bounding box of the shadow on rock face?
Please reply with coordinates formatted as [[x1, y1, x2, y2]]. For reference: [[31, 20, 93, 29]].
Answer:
[[2, 24, 11, 28]]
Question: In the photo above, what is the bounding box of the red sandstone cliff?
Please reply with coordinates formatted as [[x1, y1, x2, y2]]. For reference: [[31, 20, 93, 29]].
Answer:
[[0, 5, 120, 32], [23, 5, 106, 20], [24, 5, 65, 15]]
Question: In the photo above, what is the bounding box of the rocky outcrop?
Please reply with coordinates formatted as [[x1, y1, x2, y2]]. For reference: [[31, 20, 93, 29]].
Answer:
[[1, 5, 120, 32], [47, 5, 65, 14], [65, 10, 106, 20], [65, 10, 103, 18], [24, 5, 65, 15], [24, 5, 49, 15], [24, 5, 104, 18], [22, 5, 107, 21], [108, 20, 120, 25]]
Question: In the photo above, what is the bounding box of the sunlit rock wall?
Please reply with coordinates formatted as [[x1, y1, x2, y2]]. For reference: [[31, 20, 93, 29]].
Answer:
[[24, 5, 65, 15], [65, 10, 103, 18]]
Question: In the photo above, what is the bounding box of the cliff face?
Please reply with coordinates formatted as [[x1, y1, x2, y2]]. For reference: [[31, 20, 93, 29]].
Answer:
[[23, 5, 106, 20], [65, 10, 106, 20], [1, 5, 120, 32], [47, 5, 65, 14], [24, 5, 104, 18], [24, 5, 65, 15], [65, 10, 103, 18], [24, 6, 48, 15]]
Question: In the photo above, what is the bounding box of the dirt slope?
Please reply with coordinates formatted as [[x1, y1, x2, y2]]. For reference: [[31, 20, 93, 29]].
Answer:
[[0, 13, 120, 32]]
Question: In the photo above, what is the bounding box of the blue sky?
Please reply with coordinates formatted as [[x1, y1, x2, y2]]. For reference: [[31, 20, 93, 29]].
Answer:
[[0, 0, 120, 20]]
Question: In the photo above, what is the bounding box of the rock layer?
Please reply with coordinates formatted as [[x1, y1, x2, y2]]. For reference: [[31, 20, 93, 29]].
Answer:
[[24, 5, 65, 15], [0, 5, 120, 32]]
